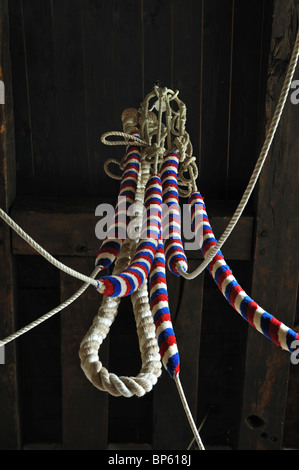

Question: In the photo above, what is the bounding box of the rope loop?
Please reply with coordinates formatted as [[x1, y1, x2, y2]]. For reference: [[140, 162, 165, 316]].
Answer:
[[79, 237, 162, 397], [103, 157, 123, 180], [100, 130, 146, 148]]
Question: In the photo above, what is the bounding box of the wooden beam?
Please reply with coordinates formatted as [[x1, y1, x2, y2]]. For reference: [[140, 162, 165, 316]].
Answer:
[[0, 0, 20, 450], [238, 0, 299, 450], [60, 257, 109, 450], [10, 197, 254, 261]]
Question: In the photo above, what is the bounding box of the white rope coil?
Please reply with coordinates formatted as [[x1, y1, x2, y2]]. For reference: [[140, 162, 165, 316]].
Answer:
[[79, 239, 162, 398]]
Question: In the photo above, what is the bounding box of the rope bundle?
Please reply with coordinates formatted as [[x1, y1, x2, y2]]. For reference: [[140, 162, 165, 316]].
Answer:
[[81, 87, 193, 392], [78, 93, 206, 445], [83, 82, 299, 407], [95, 134, 141, 270], [1, 36, 299, 446], [189, 191, 299, 352]]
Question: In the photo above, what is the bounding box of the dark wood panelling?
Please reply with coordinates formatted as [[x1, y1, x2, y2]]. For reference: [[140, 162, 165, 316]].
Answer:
[[228, 0, 268, 200], [20, 0, 61, 196], [60, 257, 109, 449], [51, 0, 90, 196], [0, 0, 20, 450], [198, 0, 234, 199], [238, 0, 299, 450], [172, 0, 203, 182], [197, 261, 250, 448], [81, 0, 143, 196], [142, 0, 173, 94], [2, 0, 298, 452], [10, 197, 254, 260], [7, 0, 34, 196], [16, 256, 61, 445], [8, 0, 269, 201], [108, 295, 154, 445]]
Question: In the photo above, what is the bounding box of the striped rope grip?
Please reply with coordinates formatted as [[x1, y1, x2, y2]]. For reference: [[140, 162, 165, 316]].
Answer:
[[95, 131, 141, 271], [149, 236, 180, 378], [189, 190, 299, 354], [96, 174, 163, 297], [161, 151, 188, 276]]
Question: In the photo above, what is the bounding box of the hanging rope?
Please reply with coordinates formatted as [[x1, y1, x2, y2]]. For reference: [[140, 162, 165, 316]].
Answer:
[[0, 20, 299, 451], [178, 22, 299, 280]]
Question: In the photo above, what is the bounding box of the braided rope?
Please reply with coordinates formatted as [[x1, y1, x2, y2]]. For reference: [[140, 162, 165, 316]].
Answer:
[[95, 132, 141, 270], [161, 151, 188, 275], [149, 236, 180, 378], [96, 174, 162, 297], [189, 191, 299, 353], [79, 237, 162, 397]]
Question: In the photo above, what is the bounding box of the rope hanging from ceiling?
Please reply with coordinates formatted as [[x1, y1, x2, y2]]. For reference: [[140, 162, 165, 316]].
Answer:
[[1, 20, 299, 450]]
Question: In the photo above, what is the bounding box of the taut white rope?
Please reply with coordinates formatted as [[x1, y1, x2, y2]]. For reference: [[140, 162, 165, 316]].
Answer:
[[178, 25, 299, 280], [175, 375, 205, 451], [0, 207, 99, 287], [1, 267, 101, 345]]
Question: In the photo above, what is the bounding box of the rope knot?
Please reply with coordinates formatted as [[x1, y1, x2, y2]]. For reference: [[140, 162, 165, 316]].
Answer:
[[142, 142, 165, 161]]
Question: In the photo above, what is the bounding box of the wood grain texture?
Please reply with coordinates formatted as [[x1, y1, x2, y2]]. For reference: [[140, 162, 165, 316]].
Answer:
[[10, 196, 254, 260], [0, 0, 20, 450], [238, 0, 299, 450], [60, 257, 109, 449], [16, 256, 61, 445]]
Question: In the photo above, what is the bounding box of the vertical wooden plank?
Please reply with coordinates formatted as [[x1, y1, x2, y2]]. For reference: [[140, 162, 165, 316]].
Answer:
[[0, 0, 20, 449], [21, 0, 60, 196], [8, 0, 34, 196], [60, 257, 109, 450], [197, 261, 249, 448], [153, 260, 204, 450], [227, 0, 267, 200], [283, 297, 299, 448], [142, 0, 173, 94], [51, 0, 90, 196], [16, 256, 61, 446], [82, 0, 142, 198], [238, 0, 299, 450], [107, 295, 153, 446], [172, 0, 203, 178], [199, 0, 234, 200]]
